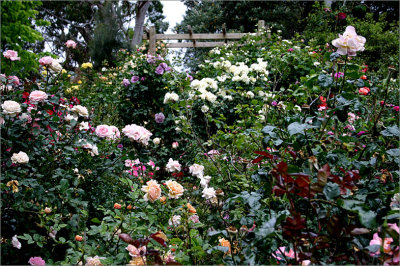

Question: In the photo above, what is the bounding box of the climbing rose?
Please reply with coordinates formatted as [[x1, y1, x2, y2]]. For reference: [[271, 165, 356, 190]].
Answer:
[[11, 151, 29, 164], [166, 158, 181, 172], [95, 125, 112, 138]]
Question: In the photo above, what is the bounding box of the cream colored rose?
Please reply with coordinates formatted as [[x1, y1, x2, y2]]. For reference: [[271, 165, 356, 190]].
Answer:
[[165, 180, 184, 199], [71, 105, 89, 117], [11, 151, 29, 164], [141, 180, 161, 202], [332, 26, 366, 56], [2, 100, 21, 116], [49, 60, 63, 72]]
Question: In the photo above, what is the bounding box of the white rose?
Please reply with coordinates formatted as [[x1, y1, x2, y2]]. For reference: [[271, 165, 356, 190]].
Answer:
[[189, 164, 204, 178], [71, 105, 89, 117], [153, 137, 161, 145], [79, 122, 89, 131], [2, 100, 21, 116], [11, 151, 29, 164], [202, 187, 216, 200], [65, 114, 78, 121], [12, 235, 21, 249], [49, 60, 63, 72], [168, 215, 181, 227], [201, 105, 209, 113], [166, 158, 181, 172], [246, 91, 255, 99]]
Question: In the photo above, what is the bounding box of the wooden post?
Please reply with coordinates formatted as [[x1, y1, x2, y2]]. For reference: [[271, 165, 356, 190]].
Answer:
[[188, 25, 195, 46], [257, 20, 265, 35], [149, 26, 156, 55], [222, 23, 227, 43]]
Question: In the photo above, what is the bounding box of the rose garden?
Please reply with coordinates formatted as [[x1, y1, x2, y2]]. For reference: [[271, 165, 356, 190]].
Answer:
[[1, 1, 399, 265]]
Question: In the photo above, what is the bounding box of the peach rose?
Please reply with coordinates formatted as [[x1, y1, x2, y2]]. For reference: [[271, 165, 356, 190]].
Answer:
[[219, 238, 231, 254], [141, 180, 161, 202], [187, 203, 197, 213], [165, 180, 184, 199]]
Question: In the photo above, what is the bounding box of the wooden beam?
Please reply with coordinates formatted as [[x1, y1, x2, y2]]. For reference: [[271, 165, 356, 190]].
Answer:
[[166, 42, 227, 48], [143, 32, 252, 40]]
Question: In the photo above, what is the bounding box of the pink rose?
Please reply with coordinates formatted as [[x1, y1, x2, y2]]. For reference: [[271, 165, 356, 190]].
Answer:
[[65, 40, 77, 48], [122, 124, 152, 145], [29, 90, 48, 104], [7, 76, 20, 86], [332, 26, 366, 56], [28, 257, 46, 266], [95, 125, 111, 138], [39, 56, 53, 66], [109, 125, 121, 140], [3, 50, 20, 61]]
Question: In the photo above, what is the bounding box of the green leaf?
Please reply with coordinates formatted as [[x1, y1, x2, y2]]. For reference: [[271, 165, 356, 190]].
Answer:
[[354, 207, 376, 228], [262, 125, 276, 134], [255, 216, 276, 239], [288, 122, 308, 136], [381, 125, 400, 137], [323, 183, 340, 200], [318, 74, 333, 88]]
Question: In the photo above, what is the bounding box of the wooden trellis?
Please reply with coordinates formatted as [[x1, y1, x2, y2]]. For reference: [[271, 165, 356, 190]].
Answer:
[[143, 20, 270, 55]]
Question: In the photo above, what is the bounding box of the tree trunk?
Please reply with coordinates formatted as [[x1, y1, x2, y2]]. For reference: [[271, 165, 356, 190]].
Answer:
[[131, 0, 151, 49]]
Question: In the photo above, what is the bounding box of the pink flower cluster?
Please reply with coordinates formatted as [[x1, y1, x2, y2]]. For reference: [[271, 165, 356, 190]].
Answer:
[[122, 124, 152, 145], [124, 159, 158, 178], [39, 56, 53, 66], [3, 50, 20, 61], [95, 125, 120, 140], [369, 223, 400, 265]]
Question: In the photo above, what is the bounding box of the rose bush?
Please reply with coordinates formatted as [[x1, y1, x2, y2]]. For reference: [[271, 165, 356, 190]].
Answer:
[[1, 12, 399, 266]]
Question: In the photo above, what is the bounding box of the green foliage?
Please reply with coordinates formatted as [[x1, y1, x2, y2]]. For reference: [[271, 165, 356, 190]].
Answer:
[[1, 1, 48, 76]]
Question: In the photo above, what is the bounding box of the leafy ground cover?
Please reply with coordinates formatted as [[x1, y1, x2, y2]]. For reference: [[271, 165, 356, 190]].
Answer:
[[1, 19, 399, 266]]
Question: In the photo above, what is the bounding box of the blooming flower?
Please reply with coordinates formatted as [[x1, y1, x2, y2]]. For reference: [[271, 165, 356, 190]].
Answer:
[[165, 180, 184, 199], [71, 105, 89, 117], [85, 256, 106, 266], [272, 246, 295, 261], [201, 105, 209, 113], [393, 106, 399, 112], [155, 112, 165, 123], [332, 26, 366, 56], [202, 187, 216, 200], [2, 100, 21, 116], [8, 75, 20, 86], [141, 180, 161, 202], [172, 141, 179, 149], [29, 90, 48, 104], [166, 158, 181, 172], [163, 92, 179, 104], [189, 164, 204, 178], [131, 76, 140, 83], [359, 87, 370, 95], [75, 235, 83, 241], [81, 62, 93, 69], [114, 203, 122, 209], [12, 235, 21, 249], [334, 72, 344, 79], [65, 40, 77, 48], [122, 124, 152, 145], [122, 78, 130, 87], [155, 65, 164, 75], [11, 151, 29, 164], [95, 125, 111, 138], [28, 257, 46, 266], [153, 137, 161, 145], [168, 215, 182, 226], [337, 12, 347, 20], [199, 175, 211, 188], [127, 244, 146, 257], [219, 238, 231, 254], [39, 56, 53, 66], [3, 50, 20, 61]]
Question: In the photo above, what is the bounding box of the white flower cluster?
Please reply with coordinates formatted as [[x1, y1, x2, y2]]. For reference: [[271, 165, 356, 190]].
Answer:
[[188, 163, 215, 200], [190, 78, 218, 104], [163, 92, 179, 104]]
